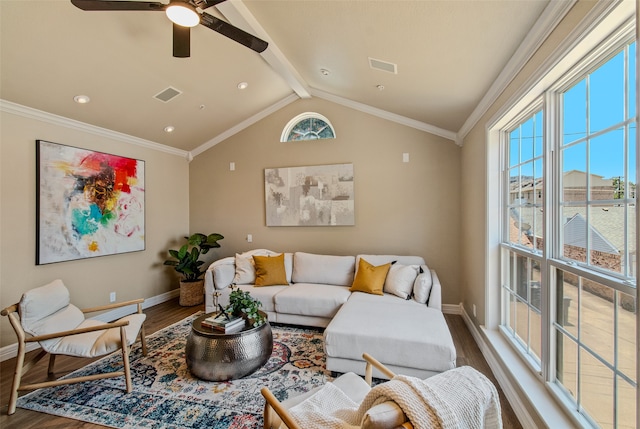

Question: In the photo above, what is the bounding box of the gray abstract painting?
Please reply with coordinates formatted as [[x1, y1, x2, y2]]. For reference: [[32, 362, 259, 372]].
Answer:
[[264, 163, 354, 226]]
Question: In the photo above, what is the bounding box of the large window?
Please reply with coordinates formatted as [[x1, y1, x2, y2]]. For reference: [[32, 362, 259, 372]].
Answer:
[[499, 32, 637, 428]]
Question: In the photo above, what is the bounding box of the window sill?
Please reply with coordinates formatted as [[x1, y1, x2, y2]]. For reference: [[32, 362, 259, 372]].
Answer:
[[462, 310, 584, 428]]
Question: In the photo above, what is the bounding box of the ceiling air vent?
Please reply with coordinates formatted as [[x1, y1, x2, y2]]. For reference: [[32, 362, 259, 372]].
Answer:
[[368, 57, 397, 74], [154, 87, 182, 103]]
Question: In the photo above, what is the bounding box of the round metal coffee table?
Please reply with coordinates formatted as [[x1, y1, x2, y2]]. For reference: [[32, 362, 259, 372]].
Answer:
[[185, 312, 273, 381]]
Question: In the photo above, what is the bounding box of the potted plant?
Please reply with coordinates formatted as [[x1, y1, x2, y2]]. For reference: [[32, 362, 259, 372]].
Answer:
[[227, 285, 266, 327], [164, 232, 224, 306]]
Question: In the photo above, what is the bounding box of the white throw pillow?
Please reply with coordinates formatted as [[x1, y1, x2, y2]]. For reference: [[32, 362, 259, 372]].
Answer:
[[383, 264, 419, 299], [412, 266, 433, 304], [232, 249, 277, 284]]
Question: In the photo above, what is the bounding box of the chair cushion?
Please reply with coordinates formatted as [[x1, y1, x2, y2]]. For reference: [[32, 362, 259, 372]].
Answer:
[[47, 313, 146, 358], [362, 400, 407, 429], [253, 254, 289, 286], [19, 279, 72, 328], [268, 372, 371, 429]]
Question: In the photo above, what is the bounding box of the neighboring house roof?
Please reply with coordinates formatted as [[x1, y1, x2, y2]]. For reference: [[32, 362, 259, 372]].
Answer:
[[512, 206, 634, 254], [564, 213, 619, 254]]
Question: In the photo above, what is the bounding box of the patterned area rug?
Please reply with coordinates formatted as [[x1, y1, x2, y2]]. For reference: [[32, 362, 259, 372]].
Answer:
[[16, 314, 333, 428]]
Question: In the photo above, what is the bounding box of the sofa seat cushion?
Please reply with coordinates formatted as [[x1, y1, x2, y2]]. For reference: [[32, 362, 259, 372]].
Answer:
[[234, 284, 287, 313], [324, 292, 456, 373], [274, 284, 351, 318]]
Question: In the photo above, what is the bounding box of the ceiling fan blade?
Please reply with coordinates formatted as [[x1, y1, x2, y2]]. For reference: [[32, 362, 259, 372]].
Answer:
[[173, 23, 190, 58], [200, 12, 268, 53], [71, 0, 166, 11], [191, 0, 226, 9]]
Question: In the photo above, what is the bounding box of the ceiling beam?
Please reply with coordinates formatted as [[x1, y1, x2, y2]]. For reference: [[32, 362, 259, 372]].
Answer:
[[215, 0, 311, 99]]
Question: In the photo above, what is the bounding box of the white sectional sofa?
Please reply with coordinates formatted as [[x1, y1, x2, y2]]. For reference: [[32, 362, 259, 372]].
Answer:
[[204, 249, 456, 379]]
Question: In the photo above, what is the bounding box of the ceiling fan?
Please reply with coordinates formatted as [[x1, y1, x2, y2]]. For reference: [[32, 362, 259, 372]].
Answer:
[[70, 0, 268, 58]]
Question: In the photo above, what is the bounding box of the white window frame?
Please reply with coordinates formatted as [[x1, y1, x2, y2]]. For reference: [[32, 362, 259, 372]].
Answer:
[[485, 1, 638, 427]]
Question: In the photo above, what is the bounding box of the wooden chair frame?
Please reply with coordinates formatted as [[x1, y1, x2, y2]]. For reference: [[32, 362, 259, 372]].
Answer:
[[261, 353, 414, 429], [1, 298, 148, 415]]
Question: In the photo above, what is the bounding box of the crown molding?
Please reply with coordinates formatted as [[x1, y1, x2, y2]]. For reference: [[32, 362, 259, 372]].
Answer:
[[456, 0, 577, 144], [310, 88, 458, 144], [191, 93, 300, 157], [0, 99, 189, 159]]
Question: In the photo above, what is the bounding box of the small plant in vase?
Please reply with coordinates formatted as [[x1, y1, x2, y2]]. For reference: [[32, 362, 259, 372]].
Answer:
[[227, 285, 266, 328]]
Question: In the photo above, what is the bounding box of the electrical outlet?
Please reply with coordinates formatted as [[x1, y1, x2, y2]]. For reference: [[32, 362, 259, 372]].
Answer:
[[110, 292, 116, 303], [230, 162, 235, 171], [402, 152, 410, 163], [473, 304, 477, 317], [247, 234, 253, 243]]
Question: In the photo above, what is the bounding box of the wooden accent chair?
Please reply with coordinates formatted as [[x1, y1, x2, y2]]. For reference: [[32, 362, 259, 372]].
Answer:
[[1, 279, 147, 415], [261, 353, 414, 429]]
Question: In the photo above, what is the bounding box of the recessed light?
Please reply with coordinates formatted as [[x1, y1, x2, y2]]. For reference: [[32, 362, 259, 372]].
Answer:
[[320, 68, 331, 76], [164, 125, 175, 133], [237, 82, 249, 90], [73, 95, 90, 104], [376, 85, 385, 91]]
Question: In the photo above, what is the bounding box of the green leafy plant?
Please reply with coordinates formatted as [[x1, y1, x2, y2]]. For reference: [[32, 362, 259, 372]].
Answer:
[[164, 233, 224, 282], [227, 285, 266, 327]]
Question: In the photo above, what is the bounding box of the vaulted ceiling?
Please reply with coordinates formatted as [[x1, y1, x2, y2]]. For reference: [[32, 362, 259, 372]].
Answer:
[[1, 0, 557, 154]]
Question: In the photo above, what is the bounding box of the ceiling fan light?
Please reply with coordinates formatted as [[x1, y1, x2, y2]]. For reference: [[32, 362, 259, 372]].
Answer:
[[166, 3, 199, 28]]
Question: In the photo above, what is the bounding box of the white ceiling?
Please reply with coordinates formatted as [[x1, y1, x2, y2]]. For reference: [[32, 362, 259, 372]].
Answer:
[[1, 0, 555, 154]]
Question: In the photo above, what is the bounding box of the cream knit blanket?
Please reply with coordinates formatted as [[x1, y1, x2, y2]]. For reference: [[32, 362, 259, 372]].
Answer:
[[285, 366, 502, 429]]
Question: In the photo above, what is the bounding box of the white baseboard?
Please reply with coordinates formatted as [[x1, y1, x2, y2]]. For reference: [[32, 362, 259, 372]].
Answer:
[[458, 306, 538, 428], [0, 289, 180, 363], [442, 303, 463, 315]]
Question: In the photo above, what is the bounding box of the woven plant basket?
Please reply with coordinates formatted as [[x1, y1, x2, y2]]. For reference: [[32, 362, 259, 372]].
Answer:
[[180, 279, 204, 306]]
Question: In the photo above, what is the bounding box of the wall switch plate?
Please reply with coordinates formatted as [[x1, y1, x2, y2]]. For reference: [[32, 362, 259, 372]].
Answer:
[[402, 153, 409, 163], [110, 292, 116, 303], [473, 304, 477, 317], [247, 234, 253, 243], [230, 162, 236, 171]]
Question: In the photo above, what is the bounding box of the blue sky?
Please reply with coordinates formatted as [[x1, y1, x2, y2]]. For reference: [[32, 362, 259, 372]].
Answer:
[[510, 42, 636, 183], [562, 41, 636, 181]]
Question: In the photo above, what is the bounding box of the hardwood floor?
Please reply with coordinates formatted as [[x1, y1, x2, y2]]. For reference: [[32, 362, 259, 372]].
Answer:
[[1, 298, 522, 428]]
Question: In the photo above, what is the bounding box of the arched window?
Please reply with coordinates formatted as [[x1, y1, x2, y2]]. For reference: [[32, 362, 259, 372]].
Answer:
[[280, 112, 336, 142]]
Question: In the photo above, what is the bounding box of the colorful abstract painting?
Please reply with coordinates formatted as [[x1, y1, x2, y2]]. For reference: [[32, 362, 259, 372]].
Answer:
[[36, 140, 145, 264], [264, 163, 354, 226]]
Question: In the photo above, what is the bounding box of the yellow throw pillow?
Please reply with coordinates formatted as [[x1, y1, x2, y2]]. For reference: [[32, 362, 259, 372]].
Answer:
[[350, 258, 391, 295], [253, 253, 289, 286]]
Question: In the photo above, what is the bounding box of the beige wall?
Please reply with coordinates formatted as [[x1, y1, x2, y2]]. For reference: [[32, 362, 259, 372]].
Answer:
[[190, 97, 462, 305], [459, 1, 599, 326], [0, 110, 190, 347]]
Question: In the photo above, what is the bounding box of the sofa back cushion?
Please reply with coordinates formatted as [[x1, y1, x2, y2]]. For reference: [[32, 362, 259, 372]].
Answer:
[[292, 252, 355, 286], [355, 254, 425, 271]]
